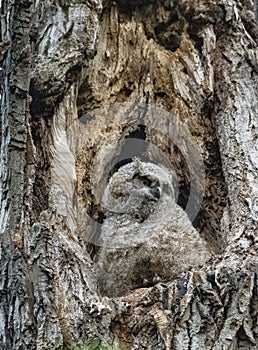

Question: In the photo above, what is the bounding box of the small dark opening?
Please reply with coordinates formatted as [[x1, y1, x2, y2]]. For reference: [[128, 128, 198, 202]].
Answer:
[[108, 124, 148, 179], [125, 124, 146, 140]]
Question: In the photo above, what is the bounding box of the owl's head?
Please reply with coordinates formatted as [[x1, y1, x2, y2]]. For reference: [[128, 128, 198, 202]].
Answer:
[[131, 172, 161, 201], [101, 159, 175, 219]]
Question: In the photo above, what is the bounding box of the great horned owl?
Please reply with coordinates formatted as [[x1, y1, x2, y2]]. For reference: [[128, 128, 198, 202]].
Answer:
[[94, 159, 211, 297]]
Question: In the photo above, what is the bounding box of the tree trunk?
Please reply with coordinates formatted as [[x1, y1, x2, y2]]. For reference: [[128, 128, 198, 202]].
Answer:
[[0, 0, 258, 349]]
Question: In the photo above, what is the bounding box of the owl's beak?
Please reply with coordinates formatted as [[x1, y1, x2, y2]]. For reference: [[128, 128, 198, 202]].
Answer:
[[150, 186, 162, 200]]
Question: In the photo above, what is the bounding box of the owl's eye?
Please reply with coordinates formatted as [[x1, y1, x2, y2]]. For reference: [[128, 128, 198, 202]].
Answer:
[[132, 178, 144, 188], [150, 180, 159, 188], [132, 173, 148, 188], [142, 179, 149, 186]]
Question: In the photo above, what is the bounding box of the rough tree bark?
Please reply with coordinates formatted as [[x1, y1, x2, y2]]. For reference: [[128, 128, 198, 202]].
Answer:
[[0, 0, 258, 349]]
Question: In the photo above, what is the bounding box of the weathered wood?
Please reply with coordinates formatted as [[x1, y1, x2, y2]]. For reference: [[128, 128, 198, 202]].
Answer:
[[0, 0, 257, 349]]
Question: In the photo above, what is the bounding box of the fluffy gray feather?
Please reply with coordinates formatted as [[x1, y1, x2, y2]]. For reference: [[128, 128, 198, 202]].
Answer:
[[94, 160, 211, 297]]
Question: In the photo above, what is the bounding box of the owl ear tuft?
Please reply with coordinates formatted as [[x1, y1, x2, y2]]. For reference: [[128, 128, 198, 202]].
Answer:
[[132, 157, 143, 173]]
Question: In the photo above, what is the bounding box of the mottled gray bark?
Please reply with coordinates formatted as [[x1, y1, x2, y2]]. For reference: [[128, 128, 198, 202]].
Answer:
[[0, 0, 258, 349]]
